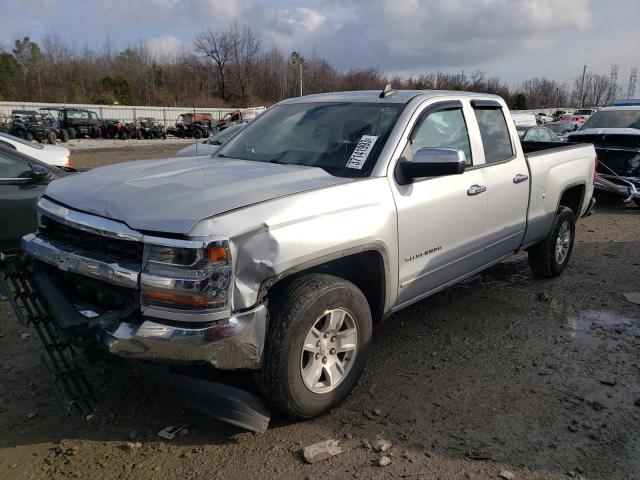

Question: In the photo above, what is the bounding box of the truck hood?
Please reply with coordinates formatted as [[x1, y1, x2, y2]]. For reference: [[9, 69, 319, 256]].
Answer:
[[569, 127, 640, 137], [45, 156, 352, 234], [567, 128, 640, 150]]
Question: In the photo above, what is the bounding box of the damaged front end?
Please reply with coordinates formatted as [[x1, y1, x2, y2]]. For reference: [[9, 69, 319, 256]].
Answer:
[[1, 197, 272, 431]]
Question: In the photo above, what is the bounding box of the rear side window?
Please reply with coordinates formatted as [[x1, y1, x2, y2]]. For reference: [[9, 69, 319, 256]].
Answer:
[[474, 108, 514, 164]]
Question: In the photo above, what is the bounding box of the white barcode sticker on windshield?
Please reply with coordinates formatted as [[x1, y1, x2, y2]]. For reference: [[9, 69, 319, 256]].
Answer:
[[346, 135, 378, 170]]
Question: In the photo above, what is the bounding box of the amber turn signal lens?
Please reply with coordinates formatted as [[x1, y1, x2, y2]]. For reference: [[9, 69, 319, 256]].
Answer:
[[208, 247, 227, 263], [142, 290, 225, 308]]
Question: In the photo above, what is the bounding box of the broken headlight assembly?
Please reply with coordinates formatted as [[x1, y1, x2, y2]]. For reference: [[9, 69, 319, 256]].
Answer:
[[140, 239, 232, 317]]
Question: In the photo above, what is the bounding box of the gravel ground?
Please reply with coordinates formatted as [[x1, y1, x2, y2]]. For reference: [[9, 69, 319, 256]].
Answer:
[[0, 145, 639, 480], [67, 139, 199, 168]]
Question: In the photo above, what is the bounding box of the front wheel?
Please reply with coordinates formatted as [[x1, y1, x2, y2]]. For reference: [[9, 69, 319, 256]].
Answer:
[[47, 131, 57, 144], [528, 206, 576, 277], [60, 129, 69, 142], [25, 131, 34, 142], [257, 274, 372, 419]]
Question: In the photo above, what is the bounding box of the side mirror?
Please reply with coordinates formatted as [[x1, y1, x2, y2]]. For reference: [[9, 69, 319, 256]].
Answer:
[[31, 164, 51, 182], [396, 148, 466, 185]]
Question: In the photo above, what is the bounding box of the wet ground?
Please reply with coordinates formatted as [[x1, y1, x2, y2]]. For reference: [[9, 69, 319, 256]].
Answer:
[[0, 147, 639, 479]]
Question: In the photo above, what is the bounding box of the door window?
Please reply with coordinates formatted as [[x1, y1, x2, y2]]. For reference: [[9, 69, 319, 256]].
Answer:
[[0, 152, 31, 179], [410, 108, 472, 165], [473, 108, 514, 163], [524, 128, 540, 141], [538, 128, 553, 142]]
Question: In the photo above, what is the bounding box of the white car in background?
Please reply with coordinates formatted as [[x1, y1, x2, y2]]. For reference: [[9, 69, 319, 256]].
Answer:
[[0, 132, 72, 167], [175, 123, 245, 157], [511, 113, 537, 128]]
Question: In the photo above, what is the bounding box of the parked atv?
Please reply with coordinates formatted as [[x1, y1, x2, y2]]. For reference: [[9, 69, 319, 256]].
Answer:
[[167, 113, 212, 139], [137, 117, 167, 139], [41, 107, 103, 140], [9, 110, 57, 144]]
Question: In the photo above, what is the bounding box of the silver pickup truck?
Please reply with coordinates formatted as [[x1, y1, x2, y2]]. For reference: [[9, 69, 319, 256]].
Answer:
[[13, 89, 596, 422]]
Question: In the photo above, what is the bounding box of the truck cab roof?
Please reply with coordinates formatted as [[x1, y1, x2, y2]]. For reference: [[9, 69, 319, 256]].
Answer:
[[278, 89, 502, 105]]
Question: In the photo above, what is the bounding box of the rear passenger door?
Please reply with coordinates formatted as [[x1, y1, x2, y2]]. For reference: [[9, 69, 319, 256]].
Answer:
[[471, 101, 529, 260]]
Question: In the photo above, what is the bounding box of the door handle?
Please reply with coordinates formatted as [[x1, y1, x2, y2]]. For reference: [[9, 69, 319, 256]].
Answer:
[[513, 174, 529, 184], [467, 185, 486, 196]]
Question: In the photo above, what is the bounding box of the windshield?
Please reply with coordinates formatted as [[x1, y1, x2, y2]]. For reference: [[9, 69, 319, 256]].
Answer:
[[66, 110, 90, 119], [0, 132, 44, 149], [208, 124, 242, 145], [217, 102, 403, 177], [581, 110, 640, 130], [547, 123, 575, 134], [575, 109, 594, 116]]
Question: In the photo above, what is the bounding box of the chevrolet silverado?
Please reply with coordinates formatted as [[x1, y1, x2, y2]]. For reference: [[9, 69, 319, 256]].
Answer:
[[7, 88, 597, 423]]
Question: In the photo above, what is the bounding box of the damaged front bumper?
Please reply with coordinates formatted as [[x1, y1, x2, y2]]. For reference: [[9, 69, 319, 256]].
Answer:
[[101, 304, 267, 370], [20, 231, 267, 371]]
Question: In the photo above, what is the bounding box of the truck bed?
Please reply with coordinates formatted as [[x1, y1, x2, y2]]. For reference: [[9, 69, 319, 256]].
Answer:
[[520, 141, 596, 248]]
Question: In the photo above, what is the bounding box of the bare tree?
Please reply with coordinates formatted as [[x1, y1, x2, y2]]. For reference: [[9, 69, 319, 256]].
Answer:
[[194, 29, 233, 101], [229, 24, 261, 106]]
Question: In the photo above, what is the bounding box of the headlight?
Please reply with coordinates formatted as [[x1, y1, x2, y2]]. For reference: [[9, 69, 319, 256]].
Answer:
[[141, 240, 231, 313]]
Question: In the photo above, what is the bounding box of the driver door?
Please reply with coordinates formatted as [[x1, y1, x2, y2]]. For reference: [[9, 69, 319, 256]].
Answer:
[[391, 101, 488, 306]]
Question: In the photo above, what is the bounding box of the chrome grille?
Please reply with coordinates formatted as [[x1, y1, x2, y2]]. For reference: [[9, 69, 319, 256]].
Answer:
[[39, 215, 143, 265]]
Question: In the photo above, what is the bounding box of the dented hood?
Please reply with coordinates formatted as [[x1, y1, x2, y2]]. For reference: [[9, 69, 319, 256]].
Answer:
[[45, 156, 350, 234]]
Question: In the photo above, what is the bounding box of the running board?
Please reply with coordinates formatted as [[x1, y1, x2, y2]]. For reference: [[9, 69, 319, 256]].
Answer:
[[0, 254, 97, 416]]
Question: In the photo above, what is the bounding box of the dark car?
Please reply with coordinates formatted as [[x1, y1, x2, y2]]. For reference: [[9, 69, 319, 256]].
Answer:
[[0, 145, 72, 251], [516, 125, 561, 142], [546, 121, 581, 137]]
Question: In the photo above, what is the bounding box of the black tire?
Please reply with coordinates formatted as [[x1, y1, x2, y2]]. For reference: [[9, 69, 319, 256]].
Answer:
[[25, 131, 34, 142], [257, 274, 372, 419], [60, 129, 69, 143], [67, 127, 76, 140], [162, 132, 167, 139], [193, 128, 202, 139], [528, 206, 576, 277], [633, 198, 640, 208], [47, 131, 57, 144]]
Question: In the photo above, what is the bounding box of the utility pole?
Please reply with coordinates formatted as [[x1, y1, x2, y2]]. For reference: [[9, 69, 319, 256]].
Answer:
[[291, 51, 304, 97], [579, 64, 587, 107], [628, 68, 638, 99]]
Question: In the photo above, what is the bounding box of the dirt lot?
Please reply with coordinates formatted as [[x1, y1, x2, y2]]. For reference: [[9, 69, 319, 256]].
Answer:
[[0, 146, 639, 480], [67, 139, 197, 168]]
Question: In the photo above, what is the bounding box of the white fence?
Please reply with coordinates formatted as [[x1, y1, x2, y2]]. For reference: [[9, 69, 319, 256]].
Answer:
[[0, 101, 265, 126]]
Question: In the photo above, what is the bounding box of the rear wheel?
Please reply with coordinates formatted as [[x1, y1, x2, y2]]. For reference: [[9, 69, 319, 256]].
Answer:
[[528, 206, 575, 277], [633, 198, 640, 208], [60, 129, 69, 143], [25, 131, 34, 142], [67, 127, 76, 140], [47, 131, 57, 144], [257, 274, 372, 419], [193, 128, 203, 139]]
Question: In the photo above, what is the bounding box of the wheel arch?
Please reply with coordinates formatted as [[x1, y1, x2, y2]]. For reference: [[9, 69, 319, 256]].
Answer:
[[259, 245, 391, 323], [557, 181, 586, 218]]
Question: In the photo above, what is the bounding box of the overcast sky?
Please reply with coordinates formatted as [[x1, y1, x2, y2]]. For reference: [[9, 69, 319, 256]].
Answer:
[[2, 0, 638, 86]]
